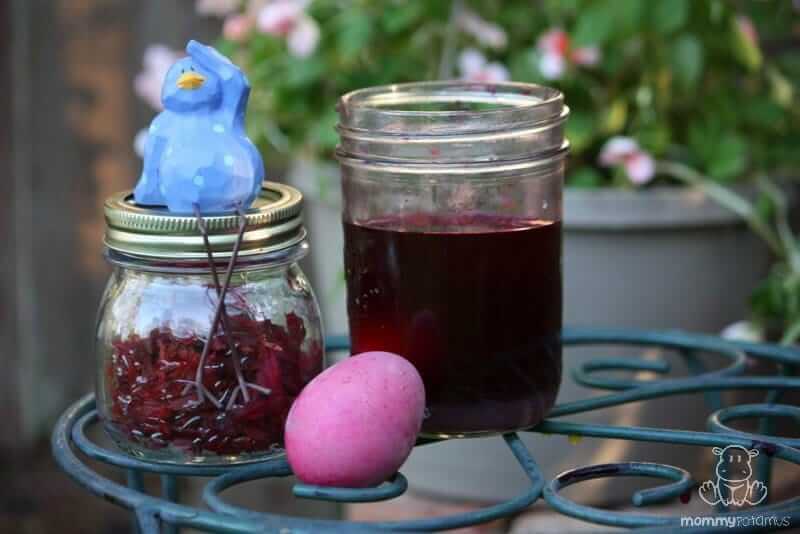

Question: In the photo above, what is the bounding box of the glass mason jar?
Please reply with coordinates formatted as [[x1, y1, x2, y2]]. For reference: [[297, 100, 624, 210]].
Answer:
[[337, 82, 566, 437], [96, 183, 323, 464]]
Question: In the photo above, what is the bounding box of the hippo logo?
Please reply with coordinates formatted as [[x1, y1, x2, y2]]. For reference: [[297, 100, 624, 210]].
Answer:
[[698, 445, 768, 506]]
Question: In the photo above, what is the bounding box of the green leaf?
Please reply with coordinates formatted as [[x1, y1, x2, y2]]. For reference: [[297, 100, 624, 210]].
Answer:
[[741, 97, 784, 129], [602, 99, 628, 134], [572, 2, 615, 46], [568, 167, 605, 188], [731, 16, 762, 72], [768, 67, 794, 107], [687, 121, 717, 168], [755, 191, 776, 221], [381, 3, 424, 34], [509, 49, 544, 83], [572, 0, 643, 46], [282, 58, 325, 88], [707, 133, 747, 182], [337, 11, 373, 61], [545, 0, 579, 13], [607, 0, 645, 37], [309, 109, 339, 152], [750, 263, 800, 330], [565, 111, 596, 154], [636, 124, 671, 154], [649, 0, 689, 34], [670, 34, 703, 88]]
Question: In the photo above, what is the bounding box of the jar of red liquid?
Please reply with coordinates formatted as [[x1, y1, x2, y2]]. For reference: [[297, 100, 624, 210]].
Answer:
[[337, 82, 566, 437], [96, 183, 323, 464]]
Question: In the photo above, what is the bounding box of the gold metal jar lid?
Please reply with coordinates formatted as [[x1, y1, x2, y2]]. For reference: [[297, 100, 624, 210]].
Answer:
[[104, 182, 305, 260]]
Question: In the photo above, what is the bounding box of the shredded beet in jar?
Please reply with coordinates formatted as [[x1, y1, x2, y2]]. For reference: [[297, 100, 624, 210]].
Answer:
[[106, 312, 322, 456]]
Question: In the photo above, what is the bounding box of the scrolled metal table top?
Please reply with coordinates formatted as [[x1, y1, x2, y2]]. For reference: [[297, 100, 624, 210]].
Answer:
[[52, 328, 800, 533]]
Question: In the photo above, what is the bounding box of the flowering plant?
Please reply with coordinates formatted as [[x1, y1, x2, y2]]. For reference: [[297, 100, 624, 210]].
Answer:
[[132, 1, 800, 339], [133, 0, 800, 189]]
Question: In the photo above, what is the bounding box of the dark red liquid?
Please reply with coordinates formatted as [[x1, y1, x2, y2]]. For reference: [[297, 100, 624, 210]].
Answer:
[[344, 213, 562, 434]]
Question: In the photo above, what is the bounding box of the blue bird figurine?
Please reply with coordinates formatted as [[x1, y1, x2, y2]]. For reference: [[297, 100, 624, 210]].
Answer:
[[133, 40, 264, 214]]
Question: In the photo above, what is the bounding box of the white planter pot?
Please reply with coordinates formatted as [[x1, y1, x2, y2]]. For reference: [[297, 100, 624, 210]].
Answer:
[[289, 161, 770, 504]]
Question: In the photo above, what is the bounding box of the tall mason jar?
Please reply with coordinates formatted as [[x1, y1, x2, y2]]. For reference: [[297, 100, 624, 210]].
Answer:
[[337, 82, 567, 437], [96, 183, 323, 464]]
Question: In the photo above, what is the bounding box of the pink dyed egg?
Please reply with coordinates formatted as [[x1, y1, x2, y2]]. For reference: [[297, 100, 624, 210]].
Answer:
[[285, 351, 425, 487]]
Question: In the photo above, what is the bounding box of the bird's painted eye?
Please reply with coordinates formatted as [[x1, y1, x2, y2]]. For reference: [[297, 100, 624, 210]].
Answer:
[[190, 65, 195, 71]]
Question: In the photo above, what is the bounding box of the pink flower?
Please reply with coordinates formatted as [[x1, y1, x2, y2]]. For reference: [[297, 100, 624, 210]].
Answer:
[[536, 28, 600, 80], [735, 15, 759, 47], [223, 13, 254, 41], [256, 0, 320, 58], [721, 321, 763, 343], [196, 0, 241, 17], [286, 16, 320, 57], [458, 49, 510, 83], [571, 46, 600, 66], [257, 0, 305, 35], [598, 137, 655, 185], [538, 52, 566, 81], [456, 9, 507, 50], [134, 45, 183, 110]]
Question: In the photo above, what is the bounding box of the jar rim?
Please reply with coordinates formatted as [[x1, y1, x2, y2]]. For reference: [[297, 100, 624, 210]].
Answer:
[[104, 182, 306, 260], [338, 81, 565, 135], [337, 82, 568, 166]]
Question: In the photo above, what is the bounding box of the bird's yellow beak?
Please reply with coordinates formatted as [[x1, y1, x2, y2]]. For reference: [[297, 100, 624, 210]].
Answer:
[[177, 71, 206, 90]]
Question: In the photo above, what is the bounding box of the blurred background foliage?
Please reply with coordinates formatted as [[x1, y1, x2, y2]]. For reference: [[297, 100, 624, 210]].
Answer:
[[211, 0, 800, 188], [183, 0, 799, 341]]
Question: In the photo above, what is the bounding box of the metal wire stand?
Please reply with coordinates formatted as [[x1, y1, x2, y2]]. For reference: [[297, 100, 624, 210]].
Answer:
[[52, 328, 800, 532]]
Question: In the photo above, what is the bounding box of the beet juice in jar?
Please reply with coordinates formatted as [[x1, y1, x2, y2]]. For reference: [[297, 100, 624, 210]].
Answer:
[[337, 82, 567, 436]]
